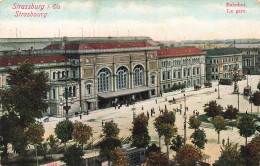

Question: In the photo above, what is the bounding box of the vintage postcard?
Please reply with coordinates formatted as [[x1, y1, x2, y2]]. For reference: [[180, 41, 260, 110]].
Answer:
[[0, 0, 260, 166]]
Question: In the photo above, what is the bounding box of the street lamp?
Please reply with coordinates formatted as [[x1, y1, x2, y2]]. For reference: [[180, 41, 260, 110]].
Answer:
[[249, 92, 253, 115], [183, 94, 187, 145], [237, 87, 239, 112], [59, 93, 74, 120], [132, 104, 136, 121]]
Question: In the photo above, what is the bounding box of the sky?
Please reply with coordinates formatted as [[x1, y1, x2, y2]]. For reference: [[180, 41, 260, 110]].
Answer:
[[0, 0, 260, 41]]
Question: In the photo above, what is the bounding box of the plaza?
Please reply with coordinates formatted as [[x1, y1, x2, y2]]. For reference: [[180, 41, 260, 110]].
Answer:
[[42, 74, 260, 165]]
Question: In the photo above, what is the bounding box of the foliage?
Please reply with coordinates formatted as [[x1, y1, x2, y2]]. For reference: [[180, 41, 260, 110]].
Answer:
[[252, 91, 260, 106], [37, 142, 48, 161], [175, 144, 203, 166], [55, 120, 74, 144], [212, 115, 227, 144], [240, 136, 260, 166], [99, 138, 121, 160], [11, 127, 28, 159], [102, 120, 120, 139], [214, 143, 242, 166], [110, 147, 128, 166], [72, 122, 93, 148], [237, 115, 256, 144], [24, 123, 45, 145], [61, 144, 84, 166], [190, 129, 208, 149], [204, 100, 223, 118], [146, 144, 161, 157], [164, 83, 186, 93], [3, 61, 50, 127], [0, 112, 18, 163], [132, 113, 150, 148], [170, 134, 184, 153], [146, 152, 169, 166], [224, 105, 238, 120], [189, 115, 201, 129], [46, 134, 59, 159]]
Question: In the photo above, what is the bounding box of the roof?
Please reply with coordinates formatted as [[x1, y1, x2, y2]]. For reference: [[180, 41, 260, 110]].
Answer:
[[0, 55, 69, 67], [229, 43, 260, 49], [44, 41, 153, 50], [157, 48, 205, 57], [205, 48, 241, 56]]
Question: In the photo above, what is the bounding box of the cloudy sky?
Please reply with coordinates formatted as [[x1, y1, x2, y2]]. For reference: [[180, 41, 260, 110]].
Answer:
[[0, 0, 260, 41]]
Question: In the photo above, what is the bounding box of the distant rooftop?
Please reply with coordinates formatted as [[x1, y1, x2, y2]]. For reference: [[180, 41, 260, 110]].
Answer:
[[229, 43, 260, 49], [157, 48, 205, 57], [0, 55, 68, 67], [205, 48, 241, 56]]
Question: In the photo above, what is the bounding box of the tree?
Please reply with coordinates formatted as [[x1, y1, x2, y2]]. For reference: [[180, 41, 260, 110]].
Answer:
[[99, 138, 121, 166], [54, 120, 74, 145], [237, 115, 256, 144], [72, 122, 93, 150], [189, 115, 201, 130], [11, 126, 28, 161], [3, 61, 50, 127], [154, 111, 176, 147], [132, 113, 150, 148], [110, 147, 128, 166], [240, 136, 260, 166], [224, 105, 238, 120], [61, 144, 84, 166], [24, 123, 45, 166], [46, 134, 59, 159], [146, 143, 161, 157], [146, 152, 169, 166], [214, 143, 242, 166], [161, 123, 177, 159], [102, 120, 120, 139], [170, 134, 184, 153], [212, 115, 227, 144], [0, 112, 18, 163], [204, 100, 223, 118], [175, 144, 203, 166], [190, 129, 208, 149]]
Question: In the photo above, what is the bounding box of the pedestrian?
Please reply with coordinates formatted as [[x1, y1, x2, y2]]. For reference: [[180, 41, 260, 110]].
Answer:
[[142, 105, 144, 110], [222, 138, 225, 146], [215, 88, 217, 92], [102, 120, 104, 127], [87, 110, 89, 115], [118, 105, 120, 109], [165, 104, 167, 110], [80, 114, 82, 119], [162, 109, 164, 114], [165, 97, 167, 101], [155, 99, 157, 104], [115, 104, 117, 110], [180, 109, 182, 115], [193, 110, 195, 115], [151, 110, 153, 117], [147, 111, 150, 119]]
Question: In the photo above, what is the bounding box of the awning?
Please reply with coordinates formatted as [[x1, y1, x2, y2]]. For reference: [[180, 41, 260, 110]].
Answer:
[[98, 87, 154, 99], [86, 98, 96, 102]]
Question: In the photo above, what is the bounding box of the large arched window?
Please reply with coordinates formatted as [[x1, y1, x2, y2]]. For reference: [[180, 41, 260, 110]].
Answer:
[[117, 66, 128, 90], [98, 68, 111, 93], [133, 65, 144, 87]]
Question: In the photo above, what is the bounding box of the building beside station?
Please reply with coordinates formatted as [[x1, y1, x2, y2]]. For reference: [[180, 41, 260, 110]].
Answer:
[[229, 43, 260, 75], [157, 48, 206, 91], [204, 48, 243, 81]]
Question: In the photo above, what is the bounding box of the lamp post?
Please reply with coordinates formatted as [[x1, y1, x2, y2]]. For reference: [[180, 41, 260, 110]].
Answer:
[[237, 87, 239, 112], [132, 104, 136, 122], [249, 92, 253, 115], [184, 94, 187, 145], [59, 65, 74, 120]]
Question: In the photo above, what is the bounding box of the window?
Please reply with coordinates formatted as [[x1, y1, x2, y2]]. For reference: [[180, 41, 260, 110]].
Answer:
[[173, 71, 176, 78], [133, 65, 144, 87], [98, 68, 111, 93], [151, 75, 155, 85], [69, 87, 72, 97], [162, 71, 166, 81], [43, 92, 48, 100], [167, 71, 171, 80], [57, 71, 61, 79], [73, 86, 76, 97], [52, 88, 56, 99], [215, 68, 218, 72], [178, 70, 181, 78], [163, 85, 166, 90], [53, 72, 56, 79], [62, 71, 65, 77], [193, 68, 195, 75], [117, 66, 128, 89], [168, 84, 171, 88], [66, 71, 69, 77], [151, 90, 155, 96], [211, 68, 214, 73], [188, 69, 190, 76], [211, 76, 215, 80], [210, 60, 212, 64], [197, 68, 200, 75], [73, 71, 76, 78], [86, 84, 91, 95]]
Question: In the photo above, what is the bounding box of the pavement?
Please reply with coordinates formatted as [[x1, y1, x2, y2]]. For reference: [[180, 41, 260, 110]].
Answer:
[[42, 75, 260, 165]]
